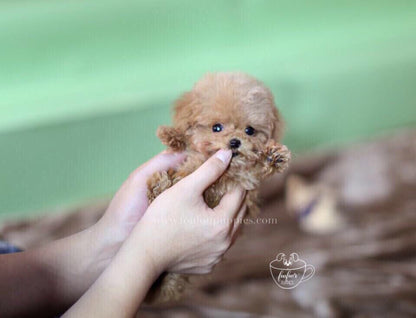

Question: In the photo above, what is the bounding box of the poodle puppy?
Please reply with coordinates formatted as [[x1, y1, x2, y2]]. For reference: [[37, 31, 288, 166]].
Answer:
[[145, 72, 291, 303]]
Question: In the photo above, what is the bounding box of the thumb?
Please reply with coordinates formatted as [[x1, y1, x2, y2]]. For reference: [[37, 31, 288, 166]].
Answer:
[[182, 149, 232, 194]]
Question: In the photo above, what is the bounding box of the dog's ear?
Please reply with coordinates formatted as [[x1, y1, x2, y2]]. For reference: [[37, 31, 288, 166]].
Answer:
[[173, 91, 196, 132], [157, 90, 197, 152], [247, 85, 285, 142], [157, 90, 196, 152], [157, 126, 186, 151]]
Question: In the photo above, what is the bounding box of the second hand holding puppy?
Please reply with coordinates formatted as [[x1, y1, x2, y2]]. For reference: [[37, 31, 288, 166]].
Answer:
[[64, 149, 246, 318]]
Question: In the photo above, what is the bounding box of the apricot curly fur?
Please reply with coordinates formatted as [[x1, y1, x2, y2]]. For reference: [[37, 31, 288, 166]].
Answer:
[[146, 72, 291, 303], [157, 126, 187, 151]]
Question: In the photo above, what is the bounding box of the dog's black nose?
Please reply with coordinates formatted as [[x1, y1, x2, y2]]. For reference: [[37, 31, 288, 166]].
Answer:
[[229, 138, 241, 149]]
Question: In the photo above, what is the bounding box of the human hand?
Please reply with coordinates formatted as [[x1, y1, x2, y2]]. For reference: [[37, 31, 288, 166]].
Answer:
[[1, 151, 186, 317], [128, 149, 247, 275], [63, 149, 246, 317], [91, 151, 187, 269], [54, 151, 186, 300]]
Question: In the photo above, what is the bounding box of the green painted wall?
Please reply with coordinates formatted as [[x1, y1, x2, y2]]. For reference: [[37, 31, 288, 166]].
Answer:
[[1, 0, 416, 217]]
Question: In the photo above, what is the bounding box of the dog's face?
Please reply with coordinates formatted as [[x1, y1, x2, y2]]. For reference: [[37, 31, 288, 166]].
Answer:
[[173, 73, 283, 168]]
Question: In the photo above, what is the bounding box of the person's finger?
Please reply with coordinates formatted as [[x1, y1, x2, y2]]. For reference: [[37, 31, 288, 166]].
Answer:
[[213, 187, 246, 219], [182, 149, 232, 194], [129, 151, 186, 185]]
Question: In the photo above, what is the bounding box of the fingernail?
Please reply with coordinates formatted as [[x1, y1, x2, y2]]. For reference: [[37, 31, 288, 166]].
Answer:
[[215, 149, 232, 164]]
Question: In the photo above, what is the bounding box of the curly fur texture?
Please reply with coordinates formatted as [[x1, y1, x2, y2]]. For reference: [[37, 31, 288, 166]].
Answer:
[[146, 72, 291, 303]]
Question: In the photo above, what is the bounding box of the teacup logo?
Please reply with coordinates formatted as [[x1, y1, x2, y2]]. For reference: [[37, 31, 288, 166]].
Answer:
[[269, 252, 315, 289]]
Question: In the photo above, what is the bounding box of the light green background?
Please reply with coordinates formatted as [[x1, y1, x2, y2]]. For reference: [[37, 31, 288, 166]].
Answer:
[[1, 0, 416, 218]]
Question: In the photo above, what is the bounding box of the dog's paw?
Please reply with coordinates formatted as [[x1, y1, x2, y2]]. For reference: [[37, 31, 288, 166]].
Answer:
[[263, 140, 291, 173], [147, 170, 173, 202]]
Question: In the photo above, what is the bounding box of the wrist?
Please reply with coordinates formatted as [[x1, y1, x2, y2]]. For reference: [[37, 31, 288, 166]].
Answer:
[[35, 223, 116, 302], [84, 231, 162, 315], [127, 220, 170, 276], [86, 222, 123, 273], [60, 223, 163, 317]]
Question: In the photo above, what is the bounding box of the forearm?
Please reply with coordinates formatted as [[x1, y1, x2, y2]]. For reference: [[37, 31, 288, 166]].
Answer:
[[0, 249, 62, 317], [0, 225, 109, 317], [63, 225, 161, 318]]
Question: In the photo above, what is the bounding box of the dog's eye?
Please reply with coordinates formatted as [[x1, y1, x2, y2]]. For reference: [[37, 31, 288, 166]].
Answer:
[[245, 126, 255, 136], [212, 123, 223, 133]]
